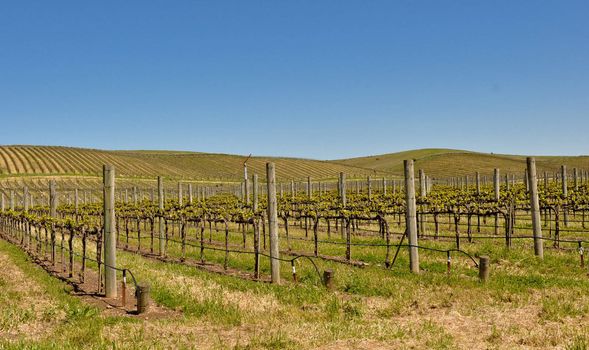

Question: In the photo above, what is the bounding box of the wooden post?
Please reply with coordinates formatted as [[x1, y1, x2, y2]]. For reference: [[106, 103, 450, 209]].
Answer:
[[493, 169, 500, 235], [1, 192, 4, 211], [478, 256, 490, 282], [418, 170, 426, 235], [132, 186, 138, 205], [562, 165, 568, 194], [136, 282, 150, 314], [49, 181, 57, 263], [527, 158, 543, 258], [493, 169, 500, 201], [405, 160, 419, 273], [121, 270, 127, 307], [23, 186, 29, 248], [177, 182, 183, 206], [158, 176, 165, 256], [339, 172, 346, 239], [23, 186, 29, 212], [266, 163, 280, 284], [367, 175, 372, 200], [475, 172, 481, 195], [188, 184, 193, 203], [103, 165, 117, 298], [419, 170, 426, 197], [307, 176, 312, 199], [339, 172, 347, 206], [562, 165, 568, 226], [323, 269, 334, 290], [10, 190, 15, 210], [244, 162, 250, 205], [574, 168, 579, 190], [382, 177, 387, 196], [253, 174, 260, 278]]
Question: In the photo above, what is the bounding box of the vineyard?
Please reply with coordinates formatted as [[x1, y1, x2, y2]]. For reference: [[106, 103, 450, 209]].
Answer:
[[0, 145, 380, 183], [2, 157, 589, 349]]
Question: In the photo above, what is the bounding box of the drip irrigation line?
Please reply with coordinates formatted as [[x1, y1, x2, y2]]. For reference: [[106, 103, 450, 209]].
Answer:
[[1, 226, 139, 289]]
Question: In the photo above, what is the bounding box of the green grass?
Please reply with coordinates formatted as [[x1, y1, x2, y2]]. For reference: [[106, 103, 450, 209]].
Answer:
[[5, 210, 589, 348], [331, 148, 589, 178], [0, 239, 139, 350], [94, 216, 589, 347]]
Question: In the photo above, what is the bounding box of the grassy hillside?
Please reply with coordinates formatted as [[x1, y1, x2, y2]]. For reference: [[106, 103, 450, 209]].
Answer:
[[0, 146, 381, 187], [332, 148, 468, 172], [333, 149, 589, 178], [2, 146, 588, 190]]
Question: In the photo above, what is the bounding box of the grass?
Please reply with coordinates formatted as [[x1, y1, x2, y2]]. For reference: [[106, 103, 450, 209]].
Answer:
[[3, 146, 589, 191], [5, 202, 589, 348], [111, 215, 589, 348], [331, 148, 589, 178], [6, 213, 589, 348], [0, 146, 380, 185], [0, 239, 136, 349]]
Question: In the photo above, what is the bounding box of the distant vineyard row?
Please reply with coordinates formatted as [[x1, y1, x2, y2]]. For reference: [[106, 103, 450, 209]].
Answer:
[[0, 146, 379, 181]]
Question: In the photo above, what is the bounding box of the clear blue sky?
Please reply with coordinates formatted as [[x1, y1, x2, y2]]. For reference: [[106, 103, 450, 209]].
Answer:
[[1, 1, 587, 159]]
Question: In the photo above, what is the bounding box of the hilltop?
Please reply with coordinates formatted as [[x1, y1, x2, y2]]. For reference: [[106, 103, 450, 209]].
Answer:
[[332, 148, 589, 178], [1, 146, 588, 190]]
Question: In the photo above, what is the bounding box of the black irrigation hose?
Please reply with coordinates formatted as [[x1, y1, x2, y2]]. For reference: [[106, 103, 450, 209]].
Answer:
[[122, 227, 479, 281], [1, 226, 140, 290], [165, 236, 256, 255], [11, 209, 585, 288], [283, 229, 589, 248], [408, 232, 589, 244], [419, 219, 589, 233], [147, 217, 589, 239], [120, 232, 326, 285], [393, 244, 479, 268], [258, 252, 324, 284], [167, 231, 480, 266]]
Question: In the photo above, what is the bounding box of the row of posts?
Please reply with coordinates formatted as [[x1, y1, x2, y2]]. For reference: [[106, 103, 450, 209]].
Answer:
[[3, 158, 557, 291], [0, 183, 224, 210], [1, 163, 585, 211], [241, 176, 414, 203], [442, 166, 587, 192]]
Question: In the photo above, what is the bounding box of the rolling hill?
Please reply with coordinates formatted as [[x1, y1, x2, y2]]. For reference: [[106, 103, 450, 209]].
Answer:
[[0, 145, 382, 190], [332, 149, 589, 179], [1, 146, 588, 191]]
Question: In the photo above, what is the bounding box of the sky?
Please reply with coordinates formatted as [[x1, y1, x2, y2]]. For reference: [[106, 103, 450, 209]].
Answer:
[[0, 1, 588, 159]]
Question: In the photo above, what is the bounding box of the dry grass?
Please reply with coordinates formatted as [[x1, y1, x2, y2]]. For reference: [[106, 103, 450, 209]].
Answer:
[[0, 145, 379, 182], [332, 148, 589, 178], [0, 251, 65, 342], [3, 232, 589, 349]]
